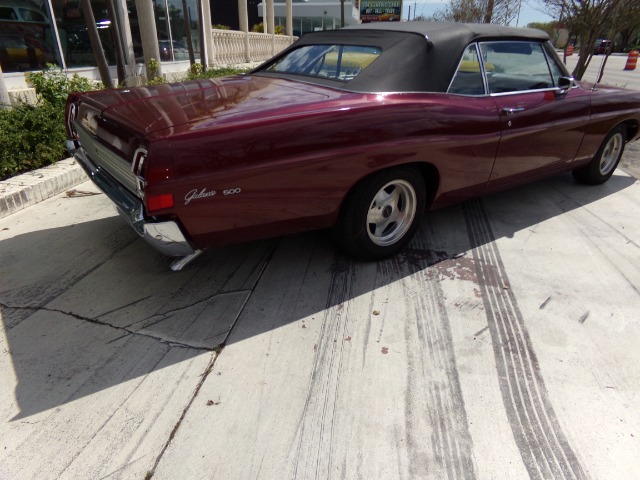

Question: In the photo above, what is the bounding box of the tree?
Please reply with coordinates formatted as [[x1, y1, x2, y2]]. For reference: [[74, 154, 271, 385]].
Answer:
[[80, 0, 113, 87], [433, 0, 485, 23], [433, 0, 521, 25], [543, 0, 638, 79], [610, 0, 640, 51], [526, 21, 557, 39]]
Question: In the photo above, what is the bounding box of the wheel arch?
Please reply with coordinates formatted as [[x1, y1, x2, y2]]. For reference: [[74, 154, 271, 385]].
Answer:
[[621, 119, 640, 143]]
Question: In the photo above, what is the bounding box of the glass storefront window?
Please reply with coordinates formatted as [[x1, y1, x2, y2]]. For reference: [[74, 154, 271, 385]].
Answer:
[[51, 0, 116, 68], [1, 0, 204, 74], [0, 0, 59, 72], [127, 0, 200, 64]]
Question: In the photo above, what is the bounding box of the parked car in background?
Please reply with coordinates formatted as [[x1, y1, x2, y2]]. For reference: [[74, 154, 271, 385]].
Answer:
[[159, 40, 189, 61], [594, 39, 612, 54], [66, 22, 640, 270], [0, 0, 52, 71]]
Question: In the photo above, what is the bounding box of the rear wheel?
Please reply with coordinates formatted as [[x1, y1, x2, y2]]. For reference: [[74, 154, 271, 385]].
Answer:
[[335, 167, 426, 260], [573, 126, 626, 185]]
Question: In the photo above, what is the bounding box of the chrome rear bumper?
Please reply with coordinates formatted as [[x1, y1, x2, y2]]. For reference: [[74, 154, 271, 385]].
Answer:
[[69, 140, 195, 257]]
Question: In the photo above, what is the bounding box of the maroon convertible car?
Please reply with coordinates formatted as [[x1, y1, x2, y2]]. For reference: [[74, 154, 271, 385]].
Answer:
[[66, 22, 640, 270]]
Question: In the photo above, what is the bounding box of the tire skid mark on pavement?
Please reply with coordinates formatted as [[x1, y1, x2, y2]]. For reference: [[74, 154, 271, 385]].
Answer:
[[291, 248, 476, 479], [396, 232, 477, 480], [464, 199, 588, 480], [292, 253, 353, 480]]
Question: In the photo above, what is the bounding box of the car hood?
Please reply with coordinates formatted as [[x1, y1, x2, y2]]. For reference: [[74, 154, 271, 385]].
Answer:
[[78, 75, 351, 136]]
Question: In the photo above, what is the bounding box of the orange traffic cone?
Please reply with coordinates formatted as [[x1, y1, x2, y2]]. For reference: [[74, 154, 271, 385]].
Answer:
[[624, 50, 638, 71]]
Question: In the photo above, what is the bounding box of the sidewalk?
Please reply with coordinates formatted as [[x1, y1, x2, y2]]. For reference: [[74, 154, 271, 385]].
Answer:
[[0, 158, 87, 219]]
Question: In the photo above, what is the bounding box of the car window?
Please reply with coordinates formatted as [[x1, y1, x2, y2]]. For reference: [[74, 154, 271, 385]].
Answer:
[[18, 8, 46, 23], [480, 41, 555, 94], [264, 45, 382, 82], [542, 42, 566, 86], [0, 7, 18, 21], [448, 44, 486, 95]]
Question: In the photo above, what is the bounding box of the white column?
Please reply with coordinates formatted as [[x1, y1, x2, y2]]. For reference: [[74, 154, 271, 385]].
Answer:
[[266, 0, 275, 34], [201, 0, 214, 67], [0, 64, 10, 108], [134, 0, 161, 77], [116, 0, 136, 74], [238, 0, 250, 62], [262, 1, 269, 34], [286, 0, 292, 36]]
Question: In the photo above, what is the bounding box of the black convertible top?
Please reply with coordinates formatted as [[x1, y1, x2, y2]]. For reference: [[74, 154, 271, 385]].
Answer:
[[253, 21, 550, 93]]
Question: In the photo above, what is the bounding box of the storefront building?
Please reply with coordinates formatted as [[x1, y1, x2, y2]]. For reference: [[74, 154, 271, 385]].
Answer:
[[0, 0, 205, 88]]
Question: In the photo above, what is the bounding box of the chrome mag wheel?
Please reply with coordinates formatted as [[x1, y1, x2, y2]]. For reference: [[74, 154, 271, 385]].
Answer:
[[366, 179, 417, 247]]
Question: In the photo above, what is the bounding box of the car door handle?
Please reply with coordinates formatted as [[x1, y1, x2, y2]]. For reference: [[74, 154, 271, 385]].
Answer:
[[502, 107, 526, 115]]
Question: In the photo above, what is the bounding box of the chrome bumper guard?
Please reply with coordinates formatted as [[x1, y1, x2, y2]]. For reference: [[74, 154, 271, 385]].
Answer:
[[68, 140, 195, 257]]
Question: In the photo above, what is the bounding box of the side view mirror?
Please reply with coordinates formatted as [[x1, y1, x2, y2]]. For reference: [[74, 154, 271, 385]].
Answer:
[[556, 76, 574, 95]]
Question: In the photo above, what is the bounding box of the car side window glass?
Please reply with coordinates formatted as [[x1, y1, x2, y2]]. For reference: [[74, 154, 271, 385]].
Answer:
[[480, 41, 555, 94], [542, 42, 566, 87], [448, 44, 486, 96]]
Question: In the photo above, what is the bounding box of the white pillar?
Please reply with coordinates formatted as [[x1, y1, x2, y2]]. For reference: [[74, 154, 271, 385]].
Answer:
[[134, 0, 161, 77], [201, 0, 214, 67], [262, 1, 269, 34], [266, 0, 275, 34], [286, 0, 292, 36], [116, 0, 136, 74], [0, 64, 10, 108], [238, 0, 250, 62]]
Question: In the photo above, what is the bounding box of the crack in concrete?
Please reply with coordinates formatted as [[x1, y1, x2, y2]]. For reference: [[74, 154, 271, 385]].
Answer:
[[124, 290, 253, 331], [0, 301, 214, 352], [144, 239, 280, 478]]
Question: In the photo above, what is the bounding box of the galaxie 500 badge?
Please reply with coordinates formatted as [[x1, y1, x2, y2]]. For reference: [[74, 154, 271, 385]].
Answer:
[[185, 187, 241, 205]]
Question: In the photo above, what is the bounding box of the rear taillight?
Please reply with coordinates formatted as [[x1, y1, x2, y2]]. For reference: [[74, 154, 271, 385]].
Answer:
[[146, 193, 174, 212], [136, 143, 175, 213]]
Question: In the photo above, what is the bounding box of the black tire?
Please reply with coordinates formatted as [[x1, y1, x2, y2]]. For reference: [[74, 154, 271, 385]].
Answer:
[[573, 126, 626, 185], [335, 167, 426, 260]]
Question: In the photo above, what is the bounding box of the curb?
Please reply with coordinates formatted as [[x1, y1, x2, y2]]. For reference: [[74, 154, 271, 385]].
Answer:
[[0, 158, 88, 219]]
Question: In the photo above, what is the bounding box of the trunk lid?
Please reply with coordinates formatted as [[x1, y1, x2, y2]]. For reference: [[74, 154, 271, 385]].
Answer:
[[78, 75, 349, 136]]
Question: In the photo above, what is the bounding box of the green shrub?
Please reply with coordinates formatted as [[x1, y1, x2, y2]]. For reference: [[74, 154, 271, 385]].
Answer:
[[0, 65, 97, 180], [188, 66, 248, 80], [0, 102, 67, 179], [251, 23, 285, 35], [146, 58, 166, 85], [187, 63, 205, 80], [26, 64, 96, 109]]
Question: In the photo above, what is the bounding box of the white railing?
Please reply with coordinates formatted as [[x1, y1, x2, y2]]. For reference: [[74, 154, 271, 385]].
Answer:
[[211, 29, 297, 65]]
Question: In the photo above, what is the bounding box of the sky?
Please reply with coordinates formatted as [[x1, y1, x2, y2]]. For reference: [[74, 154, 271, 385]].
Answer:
[[402, 0, 555, 27]]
